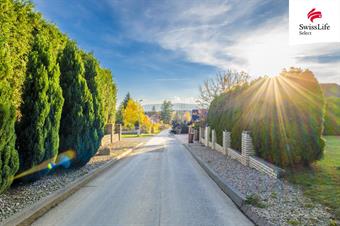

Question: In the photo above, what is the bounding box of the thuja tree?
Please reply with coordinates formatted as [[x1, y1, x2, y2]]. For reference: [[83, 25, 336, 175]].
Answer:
[[98, 68, 117, 124], [0, 0, 35, 115], [16, 34, 64, 176], [0, 0, 36, 190], [0, 39, 19, 192], [82, 53, 105, 154], [58, 41, 96, 167]]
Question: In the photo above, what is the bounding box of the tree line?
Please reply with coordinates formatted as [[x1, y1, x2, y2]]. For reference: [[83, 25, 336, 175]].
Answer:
[[116, 93, 168, 133], [0, 0, 117, 193]]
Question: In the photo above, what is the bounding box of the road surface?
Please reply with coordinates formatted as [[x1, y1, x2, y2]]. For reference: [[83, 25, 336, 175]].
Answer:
[[33, 131, 253, 226]]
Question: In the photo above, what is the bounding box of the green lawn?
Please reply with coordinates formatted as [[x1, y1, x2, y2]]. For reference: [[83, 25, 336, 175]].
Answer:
[[121, 133, 155, 138], [288, 136, 340, 220]]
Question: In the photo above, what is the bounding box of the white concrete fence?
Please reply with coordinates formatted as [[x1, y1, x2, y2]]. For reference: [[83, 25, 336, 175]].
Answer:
[[199, 127, 283, 178]]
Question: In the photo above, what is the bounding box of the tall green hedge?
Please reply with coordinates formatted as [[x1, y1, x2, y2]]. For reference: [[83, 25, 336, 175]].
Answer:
[[0, 39, 19, 193], [324, 97, 340, 135], [16, 34, 64, 177], [98, 68, 117, 124], [208, 68, 325, 167], [82, 53, 105, 154], [58, 41, 96, 167], [0, 0, 31, 191], [0, 0, 117, 192], [0, 0, 35, 116]]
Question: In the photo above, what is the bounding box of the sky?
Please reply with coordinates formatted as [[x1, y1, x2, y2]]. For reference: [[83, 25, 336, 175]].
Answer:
[[32, 0, 340, 105]]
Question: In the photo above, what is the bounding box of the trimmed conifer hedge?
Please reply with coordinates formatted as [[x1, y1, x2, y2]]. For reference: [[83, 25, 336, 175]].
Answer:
[[16, 33, 64, 177], [0, 0, 117, 191], [58, 41, 96, 167], [0, 40, 19, 193], [208, 68, 325, 167], [82, 53, 105, 153]]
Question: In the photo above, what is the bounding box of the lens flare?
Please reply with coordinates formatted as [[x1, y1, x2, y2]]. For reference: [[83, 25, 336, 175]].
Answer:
[[55, 150, 77, 169], [47, 163, 54, 170], [14, 149, 76, 180]]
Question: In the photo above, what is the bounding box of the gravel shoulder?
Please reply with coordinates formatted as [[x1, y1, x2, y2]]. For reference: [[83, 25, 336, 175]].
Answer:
[[184, 141, 335, 226], [0, 138, 149, 224]]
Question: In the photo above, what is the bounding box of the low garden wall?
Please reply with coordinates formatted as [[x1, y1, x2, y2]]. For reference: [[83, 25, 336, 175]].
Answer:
[[200, 127, 284, 178]]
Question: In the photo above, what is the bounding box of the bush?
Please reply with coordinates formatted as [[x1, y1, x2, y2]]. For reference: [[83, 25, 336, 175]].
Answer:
[[208, 68, 325, 167], [58, 41, 96, 167], [323, 97, 340, 135], [16, 34, 64, 178]]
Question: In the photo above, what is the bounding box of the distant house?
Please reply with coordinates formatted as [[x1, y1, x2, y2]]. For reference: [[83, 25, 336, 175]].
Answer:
[[148, 114, 160, 123]]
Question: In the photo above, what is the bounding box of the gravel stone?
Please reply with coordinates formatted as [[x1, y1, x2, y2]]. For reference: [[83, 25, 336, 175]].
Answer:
[[188, 143, 334, 226], [0, 139, 145, 224]]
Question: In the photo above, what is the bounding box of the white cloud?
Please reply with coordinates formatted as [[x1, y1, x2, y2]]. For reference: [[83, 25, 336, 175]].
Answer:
[[141, 96, 197, 105], [105, 0, 340, 83], [227, 16, 340, 82], [171, 96, 197, 104], [178, 3, 230, 23], [155, 78, 190, 81], [155, 10, 340, 83]]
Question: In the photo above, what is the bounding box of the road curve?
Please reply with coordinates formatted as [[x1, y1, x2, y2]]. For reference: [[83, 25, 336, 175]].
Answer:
[[33, 131, 253, 226]]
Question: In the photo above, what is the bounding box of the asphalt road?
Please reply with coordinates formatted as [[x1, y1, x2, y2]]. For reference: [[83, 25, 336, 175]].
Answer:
[[33, 131, 253, 226]]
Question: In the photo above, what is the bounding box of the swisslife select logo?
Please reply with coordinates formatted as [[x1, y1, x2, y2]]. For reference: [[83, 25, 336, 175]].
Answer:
[[307, 8, 322, 22], [289, 0, 340, 44]]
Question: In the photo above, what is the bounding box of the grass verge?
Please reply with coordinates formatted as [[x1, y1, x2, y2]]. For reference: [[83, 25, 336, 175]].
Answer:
[[122, 133, 155, 138], [287, 136, 340, 220]]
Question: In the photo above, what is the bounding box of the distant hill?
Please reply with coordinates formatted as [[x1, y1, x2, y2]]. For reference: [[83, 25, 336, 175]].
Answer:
[[320, 83, 340, 97], [143, 103, 198, 112]]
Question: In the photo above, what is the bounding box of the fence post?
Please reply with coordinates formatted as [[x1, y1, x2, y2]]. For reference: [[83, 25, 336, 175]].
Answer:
[[223, 130, 231, 156], [118, 124, 122, 141], [212, 129, 216, 150], [115, 124, 122, 141], [204, 126, 209, 146], [104, 124, 114, 144], [241, 131, 254, 165], [207, 126, 211, 147], [199, 127, 202, 143]]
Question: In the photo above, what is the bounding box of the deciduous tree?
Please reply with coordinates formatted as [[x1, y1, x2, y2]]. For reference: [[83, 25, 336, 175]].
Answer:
[[123, 99, 143, 129], [197, 70, 250, 108]]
